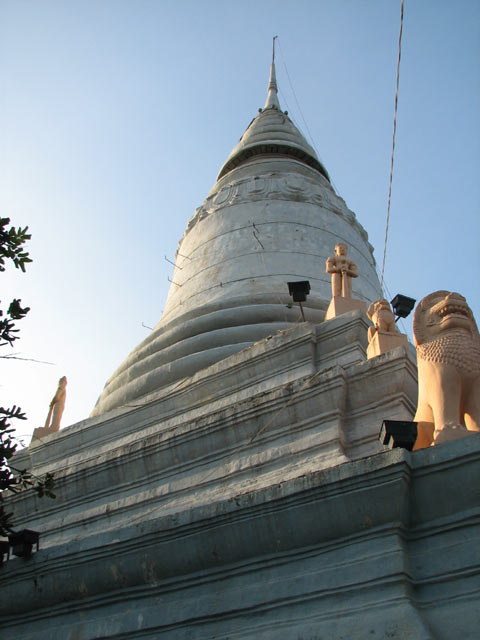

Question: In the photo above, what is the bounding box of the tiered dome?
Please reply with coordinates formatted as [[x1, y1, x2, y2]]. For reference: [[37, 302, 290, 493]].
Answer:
[[217, 63, 329, 181], [91, 61, 380, 417]]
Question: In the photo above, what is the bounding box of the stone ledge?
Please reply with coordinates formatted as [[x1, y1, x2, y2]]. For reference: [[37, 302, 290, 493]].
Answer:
[[325, 296, 368, 321], [366, 329, 409, 359], [9, 347, 416, 541], [19, 315, 367, 471], [1, 438, 479, 640]]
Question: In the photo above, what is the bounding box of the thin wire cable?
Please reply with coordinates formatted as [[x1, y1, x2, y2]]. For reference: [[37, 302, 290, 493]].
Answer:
[[375, 264, 408, 336], [276, 39, 341, 195], [276, 39, 321, 160], [278, 87, 293, 115], [380, 0, 405, 292]]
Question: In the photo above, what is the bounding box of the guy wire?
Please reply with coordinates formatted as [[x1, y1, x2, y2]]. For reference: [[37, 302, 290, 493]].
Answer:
[[380, 0, 405, 291]]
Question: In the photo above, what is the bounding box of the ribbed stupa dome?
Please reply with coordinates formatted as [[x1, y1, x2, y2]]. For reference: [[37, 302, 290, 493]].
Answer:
[[91, 61, 380, 417], [217, 62, 329, 182]]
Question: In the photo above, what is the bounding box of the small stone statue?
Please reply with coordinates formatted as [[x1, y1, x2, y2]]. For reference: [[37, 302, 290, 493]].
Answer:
[[324, 242, 366, 321], [366, 299, 406, 359], [44, 376, 67, 431], [413, 291, 480, 448], [367, 299, 398, 341], [30, 376, 68, 444], [326, 242, 358, 299]]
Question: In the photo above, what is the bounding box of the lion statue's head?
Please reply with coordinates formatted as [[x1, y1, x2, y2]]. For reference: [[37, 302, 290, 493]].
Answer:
[[413, 291, 479, 347], [367, 298, 393, 323]]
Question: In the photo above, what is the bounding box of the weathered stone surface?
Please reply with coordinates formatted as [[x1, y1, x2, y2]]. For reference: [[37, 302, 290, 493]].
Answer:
[[30, 425, 61, 444], [367, 329, 409, 359], [325, 295, 367, 320], [5, 316, 415, 541], [91, 66, 379, 417], [2, 432, 479, 639], [1, 315, 429, 638]]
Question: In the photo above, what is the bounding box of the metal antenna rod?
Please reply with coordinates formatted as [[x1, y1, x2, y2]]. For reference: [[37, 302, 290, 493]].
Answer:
[[272, 35, 278, 63], [299, 301, 306, 322]]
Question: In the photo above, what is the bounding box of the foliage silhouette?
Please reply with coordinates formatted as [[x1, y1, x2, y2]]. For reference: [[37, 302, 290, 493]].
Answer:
[[0, 217, 55, 537]]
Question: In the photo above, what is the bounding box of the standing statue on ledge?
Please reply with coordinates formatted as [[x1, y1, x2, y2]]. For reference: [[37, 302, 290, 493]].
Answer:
[[413, 291, 480, 448], [324, 242, 366, 321], [326, 242, 358, 299], [44, 376, 67, 431], [30, 376, 68, 444]]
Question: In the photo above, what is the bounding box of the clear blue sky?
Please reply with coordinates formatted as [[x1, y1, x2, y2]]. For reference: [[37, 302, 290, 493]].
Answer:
[[1, 0, 479, 443]]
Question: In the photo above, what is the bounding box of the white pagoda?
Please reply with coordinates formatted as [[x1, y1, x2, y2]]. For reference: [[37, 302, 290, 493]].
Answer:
[[2, 61, 478, 640]]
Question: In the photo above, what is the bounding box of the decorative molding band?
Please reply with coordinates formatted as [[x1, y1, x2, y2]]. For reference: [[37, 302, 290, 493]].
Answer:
[[180, 172, 374, 257]]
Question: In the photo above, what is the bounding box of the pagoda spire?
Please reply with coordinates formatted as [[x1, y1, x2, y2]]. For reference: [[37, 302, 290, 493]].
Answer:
[[264, 36, 281, 110], [91, 51, 378, 418]]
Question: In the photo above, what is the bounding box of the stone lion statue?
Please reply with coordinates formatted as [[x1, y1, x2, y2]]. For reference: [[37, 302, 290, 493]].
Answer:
[[413, 290, 480, 448], [367, 298, 398, 342]]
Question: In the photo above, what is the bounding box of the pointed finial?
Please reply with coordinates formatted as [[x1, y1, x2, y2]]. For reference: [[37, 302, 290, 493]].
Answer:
[[264, 36, 280, 110]]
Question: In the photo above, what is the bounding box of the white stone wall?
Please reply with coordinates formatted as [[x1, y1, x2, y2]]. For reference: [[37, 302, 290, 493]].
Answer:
[[92, 157, 380, 416], [4, 315, 478, 639], [163, 158, 378, 323]]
